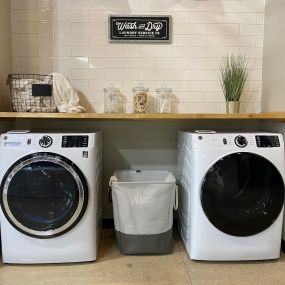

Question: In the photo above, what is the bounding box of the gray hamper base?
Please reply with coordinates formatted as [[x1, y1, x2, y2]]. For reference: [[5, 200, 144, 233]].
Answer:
[[116, 228, 173, 255]]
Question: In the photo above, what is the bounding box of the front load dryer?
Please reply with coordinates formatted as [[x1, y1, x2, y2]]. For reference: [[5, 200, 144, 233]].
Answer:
[[178, 131, 285, 261], [0, 131, 102, 264]]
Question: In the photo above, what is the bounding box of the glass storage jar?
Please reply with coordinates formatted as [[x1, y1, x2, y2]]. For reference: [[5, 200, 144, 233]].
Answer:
[[104, 86, 120, 113], [156, 87, 172, 113], [133, 85, 149, 113]]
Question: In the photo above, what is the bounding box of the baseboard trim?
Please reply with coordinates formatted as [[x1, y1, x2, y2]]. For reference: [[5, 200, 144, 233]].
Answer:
[[282, 240, 285, 253]]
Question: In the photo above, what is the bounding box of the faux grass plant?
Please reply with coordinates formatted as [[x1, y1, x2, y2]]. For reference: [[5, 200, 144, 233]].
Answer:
[[220, 54, 249, 102]]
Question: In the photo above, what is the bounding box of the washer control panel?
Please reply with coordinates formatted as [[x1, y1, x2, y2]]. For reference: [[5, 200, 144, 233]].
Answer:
[[234, 135, 248, 148], [62, 135, 89, 148], [39, 135, 53, 148], [256, 135, 280, 147]]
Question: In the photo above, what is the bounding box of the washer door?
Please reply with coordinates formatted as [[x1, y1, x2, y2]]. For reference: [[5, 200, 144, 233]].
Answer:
[[201, 152, 285, 237], [0, 153, 88, 239]]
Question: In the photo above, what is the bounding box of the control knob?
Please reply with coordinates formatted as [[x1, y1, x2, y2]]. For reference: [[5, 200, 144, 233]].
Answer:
[[39, 136, 53, 148], [234, 135, 248, 148]]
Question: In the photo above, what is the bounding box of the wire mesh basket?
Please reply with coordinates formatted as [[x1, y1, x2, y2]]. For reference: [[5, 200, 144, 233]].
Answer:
[[6, 74, 57, 112]]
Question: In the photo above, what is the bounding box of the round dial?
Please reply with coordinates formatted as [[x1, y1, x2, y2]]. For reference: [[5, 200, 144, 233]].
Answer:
[[39, 136, 53, 148], [235, 135, 248, 148]]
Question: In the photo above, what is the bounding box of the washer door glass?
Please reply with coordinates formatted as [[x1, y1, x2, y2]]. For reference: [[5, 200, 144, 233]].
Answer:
[[0, 153, 88, 239], [201, 152, 285, 237]]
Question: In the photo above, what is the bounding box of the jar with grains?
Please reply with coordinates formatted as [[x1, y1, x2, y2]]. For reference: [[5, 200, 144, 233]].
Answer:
[[103, 86, 120, 113], [132, 85, 149, 113], [156, 86, 172, 113]]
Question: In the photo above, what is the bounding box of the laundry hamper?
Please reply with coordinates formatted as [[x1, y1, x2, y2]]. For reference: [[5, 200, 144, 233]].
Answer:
[[109, 170, 178, 255], [7, 74, 57, 112]]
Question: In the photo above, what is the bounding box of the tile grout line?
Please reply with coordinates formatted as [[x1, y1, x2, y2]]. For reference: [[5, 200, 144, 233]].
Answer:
[[176, 237, 194, 285]]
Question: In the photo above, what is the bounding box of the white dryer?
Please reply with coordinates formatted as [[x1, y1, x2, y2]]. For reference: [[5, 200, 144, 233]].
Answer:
[[178, 131, 285, 261], [0, 131, 102, 264]]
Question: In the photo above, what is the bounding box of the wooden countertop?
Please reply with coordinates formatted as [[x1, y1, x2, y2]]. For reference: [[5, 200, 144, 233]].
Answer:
[[0, 112, 285, 121]]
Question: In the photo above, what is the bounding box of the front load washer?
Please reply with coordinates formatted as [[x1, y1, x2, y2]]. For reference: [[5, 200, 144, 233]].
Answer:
[[178, 131, 285, 261], [0, 131, 102, 264]]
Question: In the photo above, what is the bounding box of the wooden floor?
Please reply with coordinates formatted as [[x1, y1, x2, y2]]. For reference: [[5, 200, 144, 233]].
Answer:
[[0, 229, 285, 285]]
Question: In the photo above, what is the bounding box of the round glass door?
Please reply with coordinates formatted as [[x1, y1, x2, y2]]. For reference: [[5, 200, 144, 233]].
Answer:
[[201, 152, 285, 237], [0, 153, 88, 239]]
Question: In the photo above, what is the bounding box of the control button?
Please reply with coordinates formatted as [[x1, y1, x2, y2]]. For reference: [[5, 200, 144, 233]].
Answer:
[[235, 135, 248, 148], [27, 139, 31, 145], [39, 136, 53, 148], [223, 138, 227, 145]]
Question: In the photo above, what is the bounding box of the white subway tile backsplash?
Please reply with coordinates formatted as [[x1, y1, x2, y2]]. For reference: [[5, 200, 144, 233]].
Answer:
[[123, 58, 155, 69], [189, 12, 223, 24], [106, 0, 139, 11], [256, 13, 264, 25], [172, 35, 191, 46], [174, 0, 208, 12], [11, 0, 265, 114], [171, 12, 189, 24], [173, 23, 207, 35], [52, 0, 71, 10], [123, 81, 155, 92], [156, 81, 189, 92], [13, 45, 37, 56], [12, 22, 37, 33], [37, 0, 53, 9], [89, 11, 107, 22], [138, 46, 173, 58], [207, 1, 241, 13], [255, 36, 264, 48], [106, 69, 139, 80], [241, 1, 264, 13], [12, 10, 53, 22], [11, 0, 37, 10], [156, 58, 188, 70], [53, 11, 89, 22], [207, 24, 240, 35], [222, 36, 256, 47], [205, 46, 240, 57], [188, 58, 219, 70], [140, 0, 173, 12], [174, 91, 205, 103], [240, 24, 264, 36], [71, 68, 106, 80], [223, 13, 257, 24], [173, 47, 205, 58], [90, 57, 123, 69]]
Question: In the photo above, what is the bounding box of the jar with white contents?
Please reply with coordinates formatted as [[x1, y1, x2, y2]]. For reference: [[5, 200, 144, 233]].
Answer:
[[132, 85, 149, 113]]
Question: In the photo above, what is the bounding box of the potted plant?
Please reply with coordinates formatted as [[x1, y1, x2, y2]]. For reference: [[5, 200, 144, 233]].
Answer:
[[219, 54, 249, 113]]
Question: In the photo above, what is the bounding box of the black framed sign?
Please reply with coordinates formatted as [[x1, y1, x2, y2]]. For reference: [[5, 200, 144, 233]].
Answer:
[[109, 15, 171, 43]]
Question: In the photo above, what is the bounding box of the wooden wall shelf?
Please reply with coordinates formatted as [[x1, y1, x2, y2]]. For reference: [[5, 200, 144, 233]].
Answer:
[[0, 112, 285, 121]]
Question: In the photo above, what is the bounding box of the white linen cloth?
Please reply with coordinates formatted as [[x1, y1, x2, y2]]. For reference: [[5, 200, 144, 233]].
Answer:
[[52, 72, 85, 113]]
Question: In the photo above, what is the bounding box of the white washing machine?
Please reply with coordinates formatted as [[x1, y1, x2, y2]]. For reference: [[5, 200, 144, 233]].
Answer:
[[178, 131, 285, 261], [0, 131, 102, 264]]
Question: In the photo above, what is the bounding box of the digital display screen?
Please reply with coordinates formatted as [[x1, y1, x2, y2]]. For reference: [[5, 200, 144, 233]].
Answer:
[[255, 136, 280, 147], [62, 136, 88, 148]]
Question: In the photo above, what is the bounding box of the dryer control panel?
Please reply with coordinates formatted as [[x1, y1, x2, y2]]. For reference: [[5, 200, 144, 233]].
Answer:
[[62, 135, 89, 148], [256, 135, 280, 148]]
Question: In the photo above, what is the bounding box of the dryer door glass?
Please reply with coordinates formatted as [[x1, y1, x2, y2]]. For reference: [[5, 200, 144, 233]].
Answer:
[[201, 152, 285, 237], [0, 153, 88, 239]]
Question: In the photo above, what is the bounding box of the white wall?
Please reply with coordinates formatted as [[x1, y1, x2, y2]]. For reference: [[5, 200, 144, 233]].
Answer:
[[11, 0, 265, 114], [0, 0, 12, 111], [262, 0, 285, 111]]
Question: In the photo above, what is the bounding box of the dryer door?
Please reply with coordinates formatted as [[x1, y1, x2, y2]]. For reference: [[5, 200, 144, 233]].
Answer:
[[201, 152, 285, 237], [0, 152, 88, 239]]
